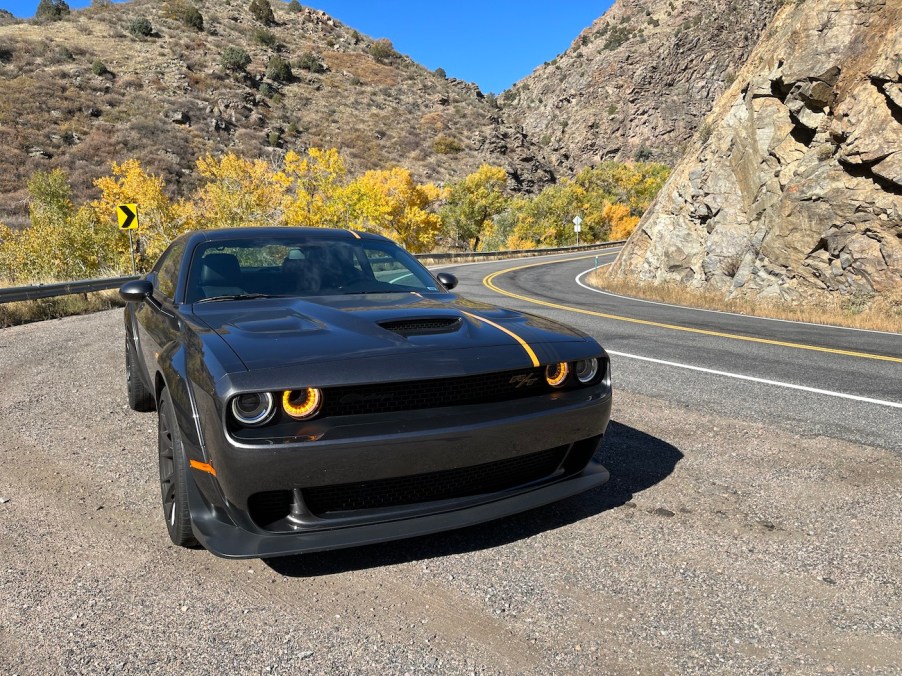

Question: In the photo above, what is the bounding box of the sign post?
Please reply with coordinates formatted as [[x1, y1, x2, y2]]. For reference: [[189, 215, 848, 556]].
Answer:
[[572, 215, 582, 246], [117, 204, 139, 275]]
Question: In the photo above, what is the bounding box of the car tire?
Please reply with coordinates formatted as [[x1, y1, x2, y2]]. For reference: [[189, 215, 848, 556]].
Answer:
[[126, 337, 156, 412], [158, 389, 198, 548]]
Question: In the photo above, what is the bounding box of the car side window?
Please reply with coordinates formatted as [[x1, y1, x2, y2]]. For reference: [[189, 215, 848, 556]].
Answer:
[[155, 242, 185, 301], [364, 247, 430, 290]]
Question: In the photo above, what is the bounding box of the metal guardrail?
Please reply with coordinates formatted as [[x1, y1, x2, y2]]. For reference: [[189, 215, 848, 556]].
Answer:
[[0, 275, 141, 303], [0, 241, 624, 304]]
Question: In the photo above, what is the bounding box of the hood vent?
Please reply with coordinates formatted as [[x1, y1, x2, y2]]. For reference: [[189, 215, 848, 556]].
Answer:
[[378, 316, 462, 337]]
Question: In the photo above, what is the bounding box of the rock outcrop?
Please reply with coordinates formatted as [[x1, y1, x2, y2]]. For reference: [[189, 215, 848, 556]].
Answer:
[[504, 0, 781, 169], [612, 0, 902, 301]]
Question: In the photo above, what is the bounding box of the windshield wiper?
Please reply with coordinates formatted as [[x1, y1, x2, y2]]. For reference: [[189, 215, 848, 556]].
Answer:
[[195, 293, 288, 304]]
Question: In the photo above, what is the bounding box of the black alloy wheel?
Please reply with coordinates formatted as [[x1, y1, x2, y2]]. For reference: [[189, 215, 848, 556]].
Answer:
[[158, 389, 197, 548]]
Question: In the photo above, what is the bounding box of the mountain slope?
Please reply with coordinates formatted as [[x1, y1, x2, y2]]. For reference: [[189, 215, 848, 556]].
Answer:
[[611, 0, 902, 301], [0, 0, 553, 226], [503, 0, 780, 170]]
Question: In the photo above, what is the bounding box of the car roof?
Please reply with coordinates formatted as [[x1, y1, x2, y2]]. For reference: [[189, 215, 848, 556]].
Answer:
[[179, 226, 393, 248]]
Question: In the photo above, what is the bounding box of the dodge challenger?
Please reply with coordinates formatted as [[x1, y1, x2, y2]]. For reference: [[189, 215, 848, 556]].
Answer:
[[120, 227, 612, 558]]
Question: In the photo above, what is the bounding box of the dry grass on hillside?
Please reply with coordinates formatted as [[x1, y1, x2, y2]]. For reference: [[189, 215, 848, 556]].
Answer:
[[587, 267, 902, 334]]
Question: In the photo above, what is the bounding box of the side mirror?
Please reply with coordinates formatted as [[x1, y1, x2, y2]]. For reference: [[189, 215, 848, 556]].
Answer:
[[436, 272, 458, 291], [119, 279, 154, 302]]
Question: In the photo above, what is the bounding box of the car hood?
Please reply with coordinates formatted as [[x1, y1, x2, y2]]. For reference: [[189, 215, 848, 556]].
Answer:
[[189, 292, 588, 372]]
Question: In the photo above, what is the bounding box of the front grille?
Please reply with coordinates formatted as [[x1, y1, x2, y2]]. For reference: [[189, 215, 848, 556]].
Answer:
[[302, 445, 569, 515], [378, 317, 462, 336], [322, 367, 550, 417]]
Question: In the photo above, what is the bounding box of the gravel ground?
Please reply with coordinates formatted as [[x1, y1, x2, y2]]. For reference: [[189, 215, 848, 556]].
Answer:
[[0, 309, 900, 674]]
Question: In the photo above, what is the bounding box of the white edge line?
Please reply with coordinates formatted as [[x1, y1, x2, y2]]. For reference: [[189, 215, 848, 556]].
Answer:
[[575, 267, 902, 337], [608, 350, 902, 410]]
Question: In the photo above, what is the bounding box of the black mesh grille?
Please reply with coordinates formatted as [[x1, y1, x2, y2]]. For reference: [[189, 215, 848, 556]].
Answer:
[[378, 317, 462, 336], [322, 367, 550, 417], [302, 445, 569, 515], [248, 490, 292, 527]]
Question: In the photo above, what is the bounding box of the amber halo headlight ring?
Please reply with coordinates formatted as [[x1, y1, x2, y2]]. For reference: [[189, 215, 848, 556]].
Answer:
[[574, 357, 599, 384], [282, 388, 323, 420], [545, 362, 570, 388], [230, 392, 276, 427]]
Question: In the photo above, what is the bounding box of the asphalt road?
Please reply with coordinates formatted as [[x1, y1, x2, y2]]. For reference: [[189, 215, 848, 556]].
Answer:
[[439, 248, 902, 453], [1, 249, 900, 674]]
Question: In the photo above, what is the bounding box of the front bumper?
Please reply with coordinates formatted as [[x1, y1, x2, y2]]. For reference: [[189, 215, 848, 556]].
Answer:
[[186, 459, 610, 558], [186, 385, 612, 558]]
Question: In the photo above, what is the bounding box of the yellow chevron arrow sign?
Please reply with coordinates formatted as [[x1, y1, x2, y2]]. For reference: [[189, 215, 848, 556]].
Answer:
[[117, 204, 138, 230]]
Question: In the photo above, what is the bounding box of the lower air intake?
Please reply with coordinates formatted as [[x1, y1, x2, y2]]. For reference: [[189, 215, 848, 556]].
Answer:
[[302, 445, 570, 515]]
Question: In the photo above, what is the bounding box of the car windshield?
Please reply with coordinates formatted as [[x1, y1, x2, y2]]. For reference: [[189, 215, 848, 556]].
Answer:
[[185, 235, 440, 303]]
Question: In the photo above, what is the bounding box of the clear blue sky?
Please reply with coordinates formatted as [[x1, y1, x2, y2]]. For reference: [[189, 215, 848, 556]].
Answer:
[[2, 1, 610, 93]]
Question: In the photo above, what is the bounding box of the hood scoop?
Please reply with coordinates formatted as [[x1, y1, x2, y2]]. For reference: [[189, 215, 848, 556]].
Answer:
[[378, 316, 462, 337]]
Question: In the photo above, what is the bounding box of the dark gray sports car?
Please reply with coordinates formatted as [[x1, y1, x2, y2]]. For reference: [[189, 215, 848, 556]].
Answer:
[[120, 227, 612, 558]]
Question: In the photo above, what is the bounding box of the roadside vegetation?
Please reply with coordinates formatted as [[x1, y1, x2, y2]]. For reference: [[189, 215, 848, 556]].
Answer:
[[587, 267, 902, 334], [0, 148, 667, 283]]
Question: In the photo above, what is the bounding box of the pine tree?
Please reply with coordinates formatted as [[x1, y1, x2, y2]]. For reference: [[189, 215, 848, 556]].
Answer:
[[248, 0, 274, 26], [35, 0, 70, 21]]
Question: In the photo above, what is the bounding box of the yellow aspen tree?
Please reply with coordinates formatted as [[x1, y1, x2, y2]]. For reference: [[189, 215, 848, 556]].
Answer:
[[282, 147, 349, 227], [346, 168, 443, 253], [606, 202, 640, 241], [190, 153, 290, 231]]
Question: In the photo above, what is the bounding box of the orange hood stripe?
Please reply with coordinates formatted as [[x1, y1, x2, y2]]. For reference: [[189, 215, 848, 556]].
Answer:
[[461, 311, 540, 368]]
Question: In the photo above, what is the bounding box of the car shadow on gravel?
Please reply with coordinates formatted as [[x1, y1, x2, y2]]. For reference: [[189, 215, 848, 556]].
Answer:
[[265, 421, 682, 577]]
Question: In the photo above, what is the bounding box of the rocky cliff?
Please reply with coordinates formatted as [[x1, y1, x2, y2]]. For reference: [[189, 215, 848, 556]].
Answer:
[[504, 0, 781, 170], [612, 0, 902, 301]]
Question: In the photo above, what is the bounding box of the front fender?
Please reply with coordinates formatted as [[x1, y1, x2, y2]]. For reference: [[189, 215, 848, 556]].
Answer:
[[157, 341, 205, 455]]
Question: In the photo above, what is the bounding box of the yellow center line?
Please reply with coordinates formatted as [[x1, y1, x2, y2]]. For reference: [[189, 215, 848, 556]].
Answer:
[[460, 310, 541, 367], [482, 253, 902, 364]]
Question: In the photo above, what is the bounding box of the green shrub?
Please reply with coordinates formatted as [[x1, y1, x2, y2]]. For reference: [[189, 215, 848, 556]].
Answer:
[[259, 82, 272, 97], [369, 38, 397, 64], [253, 27, 276, 47], [287, 0, 302, 12], [294, 52, 325, 73], [602, 25, 632, 50], [35, 0, 70, 21], [128, 17, 153, 37], [91, 60, 109, 76], [434, 67, 446, 79], [266, 55, 292, 82], [221, 46, 251, 72], [248, 0, 274, 26], [267, 130, 280, 146], [165, 0, 203, 30], [433, 134, 463, 155]]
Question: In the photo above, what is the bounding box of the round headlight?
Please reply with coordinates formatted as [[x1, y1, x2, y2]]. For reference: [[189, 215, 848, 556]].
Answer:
[[282, 388, 323, 420], [574, 358, 599, 384], [545, 362, 570, 388], [230, 392, 275, 427]]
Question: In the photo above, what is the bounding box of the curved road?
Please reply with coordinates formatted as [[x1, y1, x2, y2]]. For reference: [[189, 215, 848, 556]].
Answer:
[[439, 248, 902, 452]]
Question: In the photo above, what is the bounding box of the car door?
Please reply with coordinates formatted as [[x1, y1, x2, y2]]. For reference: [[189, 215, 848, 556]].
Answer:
[[134, 242, 186, 383]]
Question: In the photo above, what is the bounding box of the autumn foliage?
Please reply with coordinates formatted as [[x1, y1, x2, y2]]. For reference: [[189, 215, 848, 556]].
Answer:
[[0, 148, 668, 283]]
